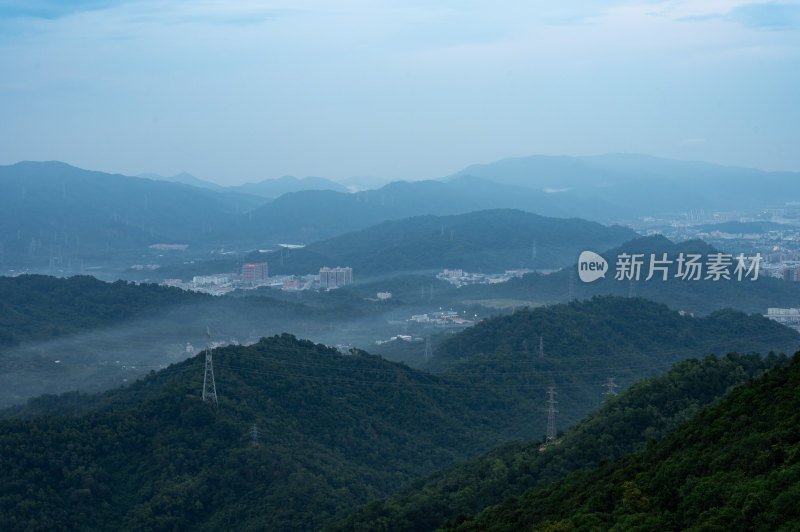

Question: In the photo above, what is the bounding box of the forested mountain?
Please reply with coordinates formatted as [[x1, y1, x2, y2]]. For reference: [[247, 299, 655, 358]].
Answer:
[[461, 234, 800, 315], [1, 295, 797, 530], [259, 209, 637, 276], [445, 154, 800, 219], [0, 275, 203, 347], [240, 181, 483, 244], [0, 334, 526, 531], [448, 351, 800, 531], [330, 352, 786, 531], [239, 177, 628, 245]]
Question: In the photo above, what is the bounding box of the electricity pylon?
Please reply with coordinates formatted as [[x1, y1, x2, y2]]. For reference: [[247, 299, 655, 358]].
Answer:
[[202, 326, 218, 407]]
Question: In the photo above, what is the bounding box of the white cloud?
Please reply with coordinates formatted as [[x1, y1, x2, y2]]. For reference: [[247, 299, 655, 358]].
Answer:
[[0, 0, 798, 181]]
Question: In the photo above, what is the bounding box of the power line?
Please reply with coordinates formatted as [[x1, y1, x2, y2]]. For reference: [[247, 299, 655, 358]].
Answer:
[[545, 386, 558, 443], [202, 326, 218, 408], [603, 377, 618, 399]]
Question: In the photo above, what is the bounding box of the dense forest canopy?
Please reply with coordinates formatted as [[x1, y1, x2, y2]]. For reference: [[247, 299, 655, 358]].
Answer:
[[330, 352, 786, 531], [447, 351, 800, 531]]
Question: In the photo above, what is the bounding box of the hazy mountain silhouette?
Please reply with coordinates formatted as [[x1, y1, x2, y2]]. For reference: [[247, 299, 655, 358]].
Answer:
[[260, 209, 637, 276], [445, 153, 800, 219]]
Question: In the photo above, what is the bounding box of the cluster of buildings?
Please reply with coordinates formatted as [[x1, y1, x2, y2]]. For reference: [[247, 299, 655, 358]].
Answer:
[[161, 262, 354, 295], [410, 310, 474, 327], [781, 266, 800, 282], [765, 308, 800, 331], [437, 268, 533, 287], [375, 334, 424, 345], [319, 266, 353, 289]]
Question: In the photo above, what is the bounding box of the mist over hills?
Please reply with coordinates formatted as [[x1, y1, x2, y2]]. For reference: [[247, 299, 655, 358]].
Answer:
[[0, 274, 365, 408]]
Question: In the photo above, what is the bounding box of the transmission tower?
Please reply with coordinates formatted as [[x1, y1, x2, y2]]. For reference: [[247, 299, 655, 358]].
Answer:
[[202, 326, 218, 407], [603, 377, 618, 399], [546, 386, 558, 443], [539, 336, 544, 358], [424, 336, 432, 361], [251, 424, 259, 445]]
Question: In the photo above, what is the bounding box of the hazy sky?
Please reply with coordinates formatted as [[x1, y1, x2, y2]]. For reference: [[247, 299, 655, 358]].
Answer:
[[0, 0, 798, 185]]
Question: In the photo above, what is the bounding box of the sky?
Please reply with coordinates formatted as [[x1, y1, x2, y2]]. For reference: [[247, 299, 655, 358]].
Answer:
[[0, 0, 798, 186]]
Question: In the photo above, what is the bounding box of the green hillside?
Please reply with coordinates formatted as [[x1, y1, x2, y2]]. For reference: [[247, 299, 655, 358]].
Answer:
[[448, 351, 800, 531], [429, 297, 798, 440], [0, 334, 522, 532], [0, 274, 204, 347], [1, 295, 798, 531], [329, 352, 785, 532]]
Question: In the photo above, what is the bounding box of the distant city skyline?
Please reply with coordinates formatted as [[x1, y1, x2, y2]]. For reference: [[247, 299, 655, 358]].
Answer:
[[1, 1, 798, 186]]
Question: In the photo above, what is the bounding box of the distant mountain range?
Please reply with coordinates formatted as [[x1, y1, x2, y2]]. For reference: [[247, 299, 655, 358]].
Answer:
[[230, 175, 348, 198], [0, 161, 268, 273], [138, 171, 226, 191], [257, 209, 638, 277], [237, 177, 628, 245], [141, 171, 359, 196], [4, 155, 800, 275], [0, 161, 628, 274], [446, 153, 800, 219]]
